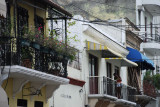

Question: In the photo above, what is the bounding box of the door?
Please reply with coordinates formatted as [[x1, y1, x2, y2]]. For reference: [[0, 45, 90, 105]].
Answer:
[[106, 62, 113, 95], [89, 54, 98, 94]]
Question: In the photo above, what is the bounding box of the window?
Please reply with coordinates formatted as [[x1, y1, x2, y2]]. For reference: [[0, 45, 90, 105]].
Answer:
[[138, 9, 141, 27], [17, 6, 28, 37], [89, 54, 98, 94], [150, 22, 152, 38], [106, 62, 112, 78], [34, 101, 43, 107], [35, 15, 44, 32], [17, 99, 27, 107], [145, 17, 147, 41]]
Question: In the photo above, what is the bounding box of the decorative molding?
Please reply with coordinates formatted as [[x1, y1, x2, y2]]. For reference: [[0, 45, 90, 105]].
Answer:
[[13, 78, 29, 98]]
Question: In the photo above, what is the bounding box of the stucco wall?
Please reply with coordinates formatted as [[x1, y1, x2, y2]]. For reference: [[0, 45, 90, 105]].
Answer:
[[2, 78, 49, 107]]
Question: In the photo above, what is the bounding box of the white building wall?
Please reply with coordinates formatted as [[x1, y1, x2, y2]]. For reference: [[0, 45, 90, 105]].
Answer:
[[49, 15, 135, 107], [54, 85, 85, 107]]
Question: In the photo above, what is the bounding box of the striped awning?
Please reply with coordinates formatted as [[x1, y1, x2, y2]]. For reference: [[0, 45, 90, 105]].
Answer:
[[0, 0, 6, 18], [86, 41, 123, 58], [86, 41, 137, 66]]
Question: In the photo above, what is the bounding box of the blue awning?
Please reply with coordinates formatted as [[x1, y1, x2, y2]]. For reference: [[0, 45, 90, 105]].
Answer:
[[127, 47, 155, 70]]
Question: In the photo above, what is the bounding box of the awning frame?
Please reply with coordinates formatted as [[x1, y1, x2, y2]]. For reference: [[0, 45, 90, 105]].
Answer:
[[86, 41, 137, 67]]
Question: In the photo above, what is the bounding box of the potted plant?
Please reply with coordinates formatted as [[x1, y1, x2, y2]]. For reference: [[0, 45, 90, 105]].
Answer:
[[21, 47, 33, 68]]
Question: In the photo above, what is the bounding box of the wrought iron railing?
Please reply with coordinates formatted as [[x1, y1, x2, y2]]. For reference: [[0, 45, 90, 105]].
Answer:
[[142, 80, 156, 98], [103, 76, 116, 96], [121, 84, 136, 102], [0, 36, 71, 78], [143, 34, 160, 43], [88, 76, 116, 96], [88, 76, 136, 102]]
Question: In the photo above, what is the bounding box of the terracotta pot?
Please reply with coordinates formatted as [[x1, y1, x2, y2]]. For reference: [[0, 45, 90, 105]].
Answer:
[[22, 59, 32, 68]]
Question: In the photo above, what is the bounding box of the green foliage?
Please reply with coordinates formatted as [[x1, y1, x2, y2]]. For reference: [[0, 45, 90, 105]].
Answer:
[[144, 70, 160, 89], [21, 48, 33, 60], [23, 25, 44, 43], [143, 70, 152, 81], [152, 74, 160, 90]]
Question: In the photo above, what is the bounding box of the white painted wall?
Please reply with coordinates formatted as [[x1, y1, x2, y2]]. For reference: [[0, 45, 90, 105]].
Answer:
[[53, 84, 85, 107]]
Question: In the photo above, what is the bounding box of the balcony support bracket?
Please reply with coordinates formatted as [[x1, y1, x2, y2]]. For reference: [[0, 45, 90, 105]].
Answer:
[[13, 78, 29, 98]]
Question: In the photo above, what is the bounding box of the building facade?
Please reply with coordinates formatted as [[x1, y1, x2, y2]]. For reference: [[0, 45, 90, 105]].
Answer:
[[0, 0, 73, 107]]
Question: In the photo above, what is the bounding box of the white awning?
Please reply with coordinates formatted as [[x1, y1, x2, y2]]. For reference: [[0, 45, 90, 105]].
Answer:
[[0, 0, 6, 18], [105, 58, 138, 67], [0, 86, 8, 107]]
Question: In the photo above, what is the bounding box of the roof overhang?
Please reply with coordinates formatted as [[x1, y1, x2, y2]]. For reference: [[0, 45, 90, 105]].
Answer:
[[0, 0, 6, 18], [42, 0, 72, 17]]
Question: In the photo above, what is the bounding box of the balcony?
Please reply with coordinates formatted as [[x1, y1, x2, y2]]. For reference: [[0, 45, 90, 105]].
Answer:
[[88, 76, 136, 107], [142, 0, 160, 16], [141, 36, 160, 55], [0, 19, 76, 78], [135, 80, 157, 107]]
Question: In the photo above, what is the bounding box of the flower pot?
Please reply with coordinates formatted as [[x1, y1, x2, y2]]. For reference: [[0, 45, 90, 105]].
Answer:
[[20, 39, 30, 46], [22, 59, 32, 68], [31, 42, 41, 50]]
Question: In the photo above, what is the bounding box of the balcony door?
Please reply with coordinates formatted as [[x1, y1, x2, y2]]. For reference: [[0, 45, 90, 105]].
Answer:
[[89, 54, 98, 94], [106, 62, 113, 95]]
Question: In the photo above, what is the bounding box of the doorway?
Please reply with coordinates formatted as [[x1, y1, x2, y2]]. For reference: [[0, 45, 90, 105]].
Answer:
[[89, 54, 98, 94]]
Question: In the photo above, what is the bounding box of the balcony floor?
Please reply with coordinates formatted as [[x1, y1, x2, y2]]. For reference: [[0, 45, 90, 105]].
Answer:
[[141, 42, 160, 55], [1, 65, 69, 85], [88, 94, 117, 101]]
